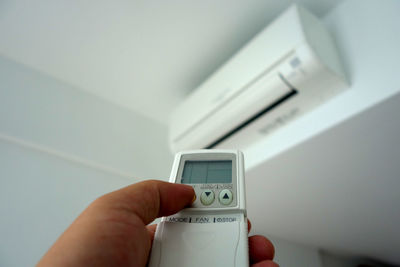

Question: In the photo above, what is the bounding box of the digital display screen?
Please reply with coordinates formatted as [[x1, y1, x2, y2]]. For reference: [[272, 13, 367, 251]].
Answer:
[[181, 160, 232, 184]]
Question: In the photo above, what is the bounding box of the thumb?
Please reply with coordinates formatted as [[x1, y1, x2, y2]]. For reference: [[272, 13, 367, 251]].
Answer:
[[101, 180, 195, 225]]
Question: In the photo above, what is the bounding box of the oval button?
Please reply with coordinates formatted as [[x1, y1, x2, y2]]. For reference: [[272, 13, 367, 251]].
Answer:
[[200, 190, 215, 206], [219, 189, 233, 205]]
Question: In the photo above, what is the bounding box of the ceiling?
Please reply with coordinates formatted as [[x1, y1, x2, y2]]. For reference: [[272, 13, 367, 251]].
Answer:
[[0, 0, 343, 123]]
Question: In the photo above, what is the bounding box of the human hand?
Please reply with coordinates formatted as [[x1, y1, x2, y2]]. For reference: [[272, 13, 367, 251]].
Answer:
[[38, 180, 277, 267]]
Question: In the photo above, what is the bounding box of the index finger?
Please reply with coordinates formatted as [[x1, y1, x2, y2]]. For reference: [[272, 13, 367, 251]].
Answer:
[[102, 180, 195, 224]]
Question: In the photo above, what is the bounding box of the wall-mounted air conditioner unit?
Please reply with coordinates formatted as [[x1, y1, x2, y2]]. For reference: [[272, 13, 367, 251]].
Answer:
[[169, 5, 347, 152]]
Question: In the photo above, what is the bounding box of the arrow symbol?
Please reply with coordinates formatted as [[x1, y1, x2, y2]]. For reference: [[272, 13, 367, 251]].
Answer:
[[223, 193, 229, 199], [205, 192, 211, 197]]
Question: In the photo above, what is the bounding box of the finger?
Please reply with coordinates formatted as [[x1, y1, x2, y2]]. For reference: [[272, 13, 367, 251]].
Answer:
[[251, 260, 279, 267], [249, 235, 275, 263], [248, 219, 252, 233], [102, 180, 195, 225], [147, 224, 157, 245]]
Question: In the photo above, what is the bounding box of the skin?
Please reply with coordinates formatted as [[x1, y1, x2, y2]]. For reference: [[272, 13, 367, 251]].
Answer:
[[37, 180, 278, 267]]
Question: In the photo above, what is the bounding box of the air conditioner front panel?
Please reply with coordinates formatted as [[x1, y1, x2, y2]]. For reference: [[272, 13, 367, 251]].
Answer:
[[169, 6, 307, 142], [169, 4, 348, 153], [171, 72, 294, 151]]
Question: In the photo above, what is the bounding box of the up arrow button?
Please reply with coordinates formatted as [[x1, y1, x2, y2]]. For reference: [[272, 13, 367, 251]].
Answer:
[[219, 189, 233, 205]]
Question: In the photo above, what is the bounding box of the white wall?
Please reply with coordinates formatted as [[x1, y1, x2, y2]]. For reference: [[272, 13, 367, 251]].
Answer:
[[0, 55, 173, 179], [319, 251, 359, 267], [0, 140, 131, 266], [0, 55, 173, 266], [268, 236, 322, 267]]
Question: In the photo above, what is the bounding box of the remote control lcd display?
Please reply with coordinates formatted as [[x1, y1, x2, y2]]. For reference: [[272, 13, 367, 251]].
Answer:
[[181, 160, 232, 184]]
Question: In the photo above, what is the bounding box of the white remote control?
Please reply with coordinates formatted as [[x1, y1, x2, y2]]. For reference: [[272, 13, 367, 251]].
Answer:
[[148, 149, 249, 267]]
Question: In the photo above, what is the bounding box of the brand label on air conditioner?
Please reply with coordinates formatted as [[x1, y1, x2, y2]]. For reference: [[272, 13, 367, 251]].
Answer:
[[258, 108, 300, 135]]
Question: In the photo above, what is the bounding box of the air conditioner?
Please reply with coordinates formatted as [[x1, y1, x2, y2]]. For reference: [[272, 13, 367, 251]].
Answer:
[[169, 5, 347, 153]]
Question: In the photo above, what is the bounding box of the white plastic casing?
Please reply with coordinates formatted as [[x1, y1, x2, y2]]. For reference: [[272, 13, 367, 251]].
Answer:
[[148, 150, 248, 267], [169, 5, 348, 152]]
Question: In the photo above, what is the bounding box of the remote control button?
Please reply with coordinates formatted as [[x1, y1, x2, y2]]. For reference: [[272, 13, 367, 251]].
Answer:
[[219, 189, 233, 205], [200, 190, 215, 206]]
